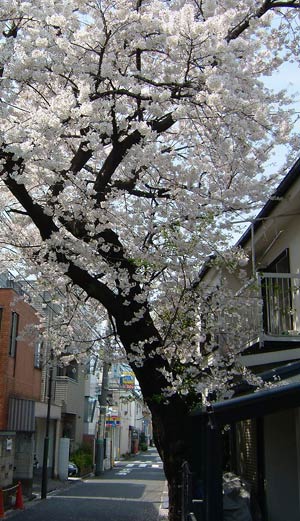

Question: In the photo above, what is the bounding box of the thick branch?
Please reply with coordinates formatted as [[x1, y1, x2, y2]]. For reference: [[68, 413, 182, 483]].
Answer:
[[227, 0, 300, 41], [49, 140, 93, 199], [93, 130, 141, 201], [1, 158, 176, 404], [0, 153, 117, 310], [93, 113, 174, 202], [1, 152, 57, 239]]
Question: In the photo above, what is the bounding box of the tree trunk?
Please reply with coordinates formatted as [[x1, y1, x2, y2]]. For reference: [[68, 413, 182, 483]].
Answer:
[[150, 396, 194, 521], [114, 311, 197, 521]]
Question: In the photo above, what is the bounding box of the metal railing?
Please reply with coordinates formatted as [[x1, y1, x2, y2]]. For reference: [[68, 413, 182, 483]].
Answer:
[[181, 461, 193, 521], [214, 273, 300, 353], [258, 272, 300, 337], [0, 271, 30, 298], [181, 462, 204, 521]]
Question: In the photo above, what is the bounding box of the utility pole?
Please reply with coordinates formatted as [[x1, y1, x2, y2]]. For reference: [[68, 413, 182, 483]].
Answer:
[[41, 354, 53, 499], [95, 361, 110, 475], [41, 298, 53, 499]]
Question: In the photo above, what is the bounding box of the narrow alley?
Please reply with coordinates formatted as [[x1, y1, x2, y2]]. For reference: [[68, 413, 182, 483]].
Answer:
[[6, 448, 167, 521]]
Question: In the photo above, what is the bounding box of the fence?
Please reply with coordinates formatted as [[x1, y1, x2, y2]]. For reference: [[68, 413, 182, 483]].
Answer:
[[181, 461, 204, 521], [0, 482, 24, 518], [214, 272, 300, 354]]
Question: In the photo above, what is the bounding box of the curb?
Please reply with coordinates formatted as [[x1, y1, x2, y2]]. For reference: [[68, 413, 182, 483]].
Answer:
[[159, 481, 168, 520]]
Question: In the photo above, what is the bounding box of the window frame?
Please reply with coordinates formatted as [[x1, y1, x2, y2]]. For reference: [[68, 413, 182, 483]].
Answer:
[[9, 311, 19, 357]]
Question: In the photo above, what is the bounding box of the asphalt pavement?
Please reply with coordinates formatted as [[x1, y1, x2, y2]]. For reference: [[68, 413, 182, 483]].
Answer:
[[6, 448, 168, 521]]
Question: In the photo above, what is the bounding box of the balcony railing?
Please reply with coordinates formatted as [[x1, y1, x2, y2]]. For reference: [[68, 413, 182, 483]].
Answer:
[[215, 273, 300, 353], [0, 271, 31, 298], [257, 272, 300, 340], [53, 376, 79, 414]]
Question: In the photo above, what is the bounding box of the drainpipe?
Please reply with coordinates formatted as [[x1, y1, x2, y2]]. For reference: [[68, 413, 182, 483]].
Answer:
[[204, 413, 223, 521], [251, 222, 256, 278]]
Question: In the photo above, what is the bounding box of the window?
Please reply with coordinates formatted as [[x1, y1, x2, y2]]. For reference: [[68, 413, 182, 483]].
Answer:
[[85, 355, 98, 375], [262, 249, 293, 335], [57, 360, 78, 380], [9, 312, 19, 357], [84, 397, 96, 423], [34, 337, 43, 368]]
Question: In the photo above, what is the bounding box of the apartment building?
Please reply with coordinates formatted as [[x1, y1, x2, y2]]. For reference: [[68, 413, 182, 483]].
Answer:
[[0, 276, 90, 493], [0, 274, 42, 495], [197, 158, 300, 521]]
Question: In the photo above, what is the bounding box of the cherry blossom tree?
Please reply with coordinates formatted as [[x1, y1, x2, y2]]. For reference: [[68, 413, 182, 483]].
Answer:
[[0, 1, 300, 519]]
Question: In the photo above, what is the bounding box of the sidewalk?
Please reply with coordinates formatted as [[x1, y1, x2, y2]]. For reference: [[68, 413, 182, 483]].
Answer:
[[31, 475, 80, 499]]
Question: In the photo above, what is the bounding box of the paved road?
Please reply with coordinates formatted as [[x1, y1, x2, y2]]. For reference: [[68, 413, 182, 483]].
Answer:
[[7, 448, 167, 521]]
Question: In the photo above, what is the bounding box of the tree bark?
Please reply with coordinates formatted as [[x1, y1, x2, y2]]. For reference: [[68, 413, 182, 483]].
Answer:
[[114, 310, 196, 521], [150, 396, 194, 521]]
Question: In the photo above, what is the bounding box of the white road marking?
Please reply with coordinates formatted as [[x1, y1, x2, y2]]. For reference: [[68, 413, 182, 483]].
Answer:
[[54, 495, 153, 502]]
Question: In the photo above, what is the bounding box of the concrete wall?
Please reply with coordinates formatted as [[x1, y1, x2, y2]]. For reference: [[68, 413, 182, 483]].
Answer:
[[13, 432, 34, 497], [0, 432, 15, 488]]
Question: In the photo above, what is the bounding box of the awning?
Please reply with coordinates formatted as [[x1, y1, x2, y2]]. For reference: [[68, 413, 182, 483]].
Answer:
[[192, 360, 300, 425]]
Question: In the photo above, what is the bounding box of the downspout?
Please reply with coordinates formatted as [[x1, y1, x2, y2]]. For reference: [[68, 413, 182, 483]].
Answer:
[[204, 411, 223, 521], [251, 222, 256, 278]]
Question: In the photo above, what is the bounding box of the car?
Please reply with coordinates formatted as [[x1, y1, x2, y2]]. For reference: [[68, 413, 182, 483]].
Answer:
[[68, 461, 79, 476]]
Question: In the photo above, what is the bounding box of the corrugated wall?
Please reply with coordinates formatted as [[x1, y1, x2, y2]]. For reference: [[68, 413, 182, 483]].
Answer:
[[7, 397, 35, 432]]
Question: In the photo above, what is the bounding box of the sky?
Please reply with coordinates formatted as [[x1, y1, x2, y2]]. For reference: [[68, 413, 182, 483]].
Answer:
[[227, 59, 300, 244], [263, 59, 300, 172]]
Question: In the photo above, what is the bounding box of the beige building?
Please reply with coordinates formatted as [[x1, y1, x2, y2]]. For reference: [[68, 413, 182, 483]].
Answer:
[[199, 157, 300, 521]]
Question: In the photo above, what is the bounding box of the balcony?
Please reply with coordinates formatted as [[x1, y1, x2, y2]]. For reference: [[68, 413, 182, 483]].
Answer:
[[0, 271, 31, 299], [261, 273, 300, 335], [215, 273, 300, 355], [53, 376, 79, 414]]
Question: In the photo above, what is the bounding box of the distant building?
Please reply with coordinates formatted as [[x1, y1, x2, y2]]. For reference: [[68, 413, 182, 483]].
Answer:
[[103, 363, 152, 466]]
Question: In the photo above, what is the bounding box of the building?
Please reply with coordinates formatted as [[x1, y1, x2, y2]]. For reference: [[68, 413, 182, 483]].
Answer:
[[0, 275, 91, 494], [33, 296, 90, 477], [95, 362, 152, 470], [83, 354, 100, 451], [196, 158, 300, 521], [0, 273, 42, 496]]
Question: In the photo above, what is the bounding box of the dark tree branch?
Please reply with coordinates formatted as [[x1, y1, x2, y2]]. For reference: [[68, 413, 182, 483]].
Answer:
[[0, 152, 176, 407], [6, 208, 29, 216], [91, 88, 152, 102], [48, 139, 93, 200], [0, 151, 57, 240], [227, 0, 300, 41], [93, 113, 174, 202], [0, 148, 119, 304], [93, 130, 142, 201]]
